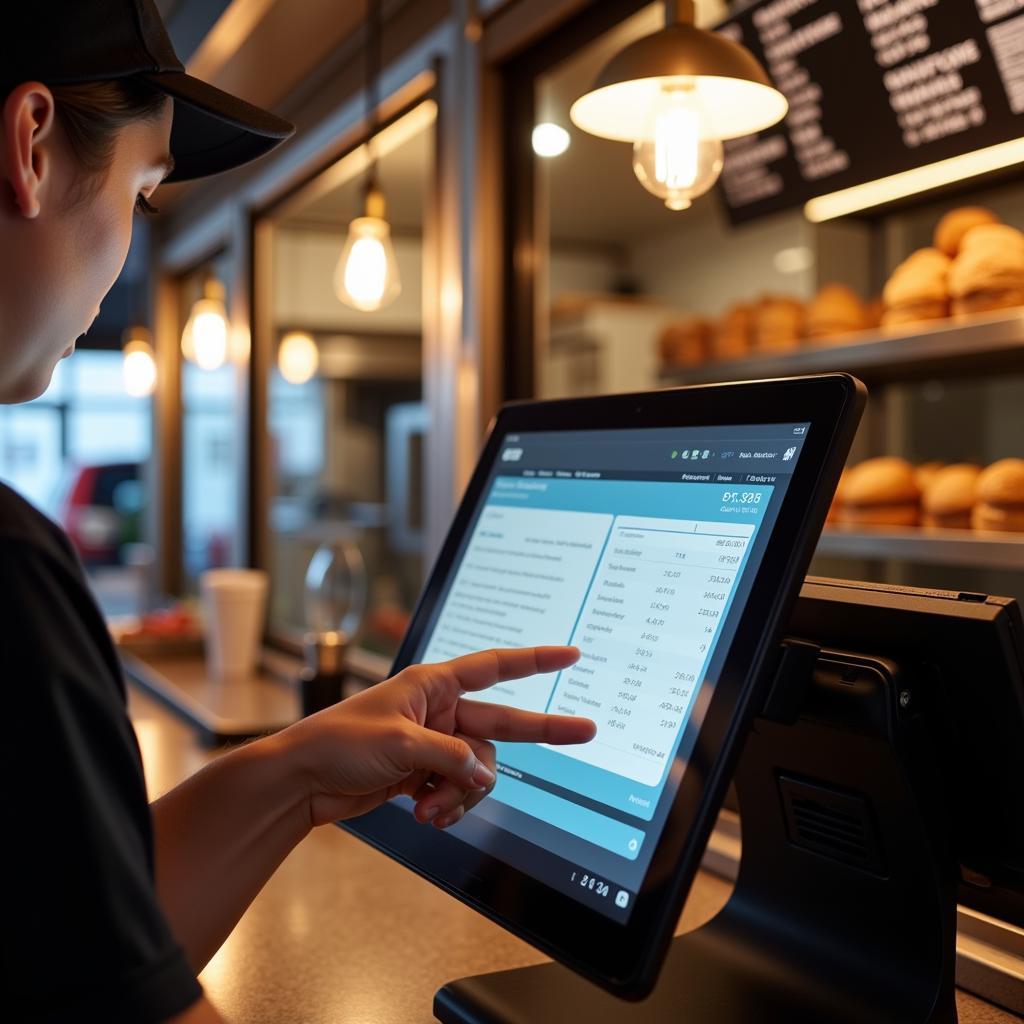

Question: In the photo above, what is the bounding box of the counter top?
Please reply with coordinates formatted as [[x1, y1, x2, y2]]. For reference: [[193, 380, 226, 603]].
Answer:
[[127, 689, 1020, 1024], [196, 825, 1018, 1024]]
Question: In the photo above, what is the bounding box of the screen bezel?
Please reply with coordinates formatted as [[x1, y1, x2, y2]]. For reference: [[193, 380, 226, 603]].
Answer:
[[340, 374, 865, 998]]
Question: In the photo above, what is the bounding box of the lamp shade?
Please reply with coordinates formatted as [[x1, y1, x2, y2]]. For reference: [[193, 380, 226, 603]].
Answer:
[[569, 23, 787, 142]]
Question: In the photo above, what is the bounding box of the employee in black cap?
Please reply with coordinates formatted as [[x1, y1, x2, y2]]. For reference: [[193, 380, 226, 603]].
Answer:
[[0, 3, 595, 1021]]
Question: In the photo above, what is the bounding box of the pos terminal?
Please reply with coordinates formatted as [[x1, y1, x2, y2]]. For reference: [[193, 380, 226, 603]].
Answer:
[[336, 375, 1023, 1021]]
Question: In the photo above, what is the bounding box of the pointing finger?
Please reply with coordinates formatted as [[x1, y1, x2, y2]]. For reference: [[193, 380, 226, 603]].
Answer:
[[431, 645, 581, 695]]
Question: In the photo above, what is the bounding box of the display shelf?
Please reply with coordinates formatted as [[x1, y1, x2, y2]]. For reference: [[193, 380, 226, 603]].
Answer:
[[816, 526, 1024, 570], [658, 309, 1024, 386]]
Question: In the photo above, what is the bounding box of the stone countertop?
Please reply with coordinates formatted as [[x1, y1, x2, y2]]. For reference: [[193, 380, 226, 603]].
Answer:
[[127, 689, 1020, 1024]]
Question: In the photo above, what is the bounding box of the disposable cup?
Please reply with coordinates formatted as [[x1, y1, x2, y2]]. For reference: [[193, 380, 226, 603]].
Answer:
[[200, 568, 269, 680]]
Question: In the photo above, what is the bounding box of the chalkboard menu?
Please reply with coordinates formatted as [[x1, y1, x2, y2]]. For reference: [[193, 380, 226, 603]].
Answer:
[[718, 0, 1024, 223]]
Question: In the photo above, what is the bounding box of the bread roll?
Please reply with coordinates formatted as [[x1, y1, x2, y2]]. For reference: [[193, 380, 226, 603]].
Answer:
[[841, 457, 920, 527], [914, 461, 944, 494], [933, 206, 1000, 257], [658, 318, 711, 368], [949, 224, 1024, 315], [806, 284, 868, 341], [881, 248, 951, 327], [922, 463, 980, 529], [752, 296, 804, 352], [972, 458, 1024, 532], [712, 304, 753, 361]]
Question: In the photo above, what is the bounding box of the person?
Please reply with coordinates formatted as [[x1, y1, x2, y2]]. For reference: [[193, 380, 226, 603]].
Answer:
[[0, 3, 597, 1021]]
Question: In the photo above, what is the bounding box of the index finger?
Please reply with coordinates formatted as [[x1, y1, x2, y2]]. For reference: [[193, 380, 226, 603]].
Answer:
[[437, 646, 581, 694]]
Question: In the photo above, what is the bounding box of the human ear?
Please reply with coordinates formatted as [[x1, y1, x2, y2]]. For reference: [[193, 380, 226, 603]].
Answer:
[[2, 82, 56, 220]]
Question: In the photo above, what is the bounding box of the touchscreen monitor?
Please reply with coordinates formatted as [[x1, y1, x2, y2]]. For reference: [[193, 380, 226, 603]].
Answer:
[[406, 422, 808, 920], [342, 375, 864, 996]]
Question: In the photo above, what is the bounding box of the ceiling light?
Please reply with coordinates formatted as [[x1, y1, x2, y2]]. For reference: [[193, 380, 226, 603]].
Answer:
[[532, 122, 570, 158], [121, 325, 157, 397], [181, 275, 228, 370], [570, 0, 787, 211], [335, 0, 401, 313], [335, 186, 401, 312], [278, 331, 319, 385]]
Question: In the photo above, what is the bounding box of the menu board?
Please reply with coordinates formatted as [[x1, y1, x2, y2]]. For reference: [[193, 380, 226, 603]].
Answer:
[[718, 0, 1024, 222]]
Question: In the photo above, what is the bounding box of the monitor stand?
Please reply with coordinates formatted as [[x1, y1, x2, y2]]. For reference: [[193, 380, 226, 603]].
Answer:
[[435, 641, 959, 1024]]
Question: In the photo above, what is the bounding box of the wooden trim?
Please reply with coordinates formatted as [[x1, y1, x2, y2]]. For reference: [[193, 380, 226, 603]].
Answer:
[[152, 273, 184, 597], [249, 217, 275, 577], [229, 206, 256, 572]]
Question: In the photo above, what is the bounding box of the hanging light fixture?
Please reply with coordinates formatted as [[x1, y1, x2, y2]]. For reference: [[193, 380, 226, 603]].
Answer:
[[334, 0, 401, 312], [278, 330, 319, 384], [570, 0, 787, 211], [121, 324, 157, 397], [181, 272, 229, 370], [532, 122, 571, 158]]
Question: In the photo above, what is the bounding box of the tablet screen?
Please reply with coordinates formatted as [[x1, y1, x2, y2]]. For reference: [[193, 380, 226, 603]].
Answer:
[[404, 422, 809, 923]]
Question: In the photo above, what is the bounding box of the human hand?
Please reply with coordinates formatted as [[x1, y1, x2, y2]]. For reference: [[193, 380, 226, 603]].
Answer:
[[282, 646, 595, 829]]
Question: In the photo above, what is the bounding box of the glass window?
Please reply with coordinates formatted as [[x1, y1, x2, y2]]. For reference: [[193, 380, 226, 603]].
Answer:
[[0, 350, 154, 616], [262, 102, 435, 657]]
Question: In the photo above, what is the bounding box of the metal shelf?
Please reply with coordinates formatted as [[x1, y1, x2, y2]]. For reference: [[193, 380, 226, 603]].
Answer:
[[658, 309, 1024, 386], [816, 526, 1024, 570]]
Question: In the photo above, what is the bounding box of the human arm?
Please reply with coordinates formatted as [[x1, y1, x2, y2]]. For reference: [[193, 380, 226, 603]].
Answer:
[[151, 645, 594, 973]]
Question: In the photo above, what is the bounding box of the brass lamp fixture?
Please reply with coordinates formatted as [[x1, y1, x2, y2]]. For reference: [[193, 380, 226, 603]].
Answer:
[[570, 0, 787, 210]]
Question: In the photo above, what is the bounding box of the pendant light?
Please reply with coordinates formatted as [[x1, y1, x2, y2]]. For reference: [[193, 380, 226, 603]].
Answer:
[[278, 330, 319, 384], [181, 272, 229, 370], [570, 0, 788, 211], [121, 324, 157, 397], [334, 0, 401, 312]]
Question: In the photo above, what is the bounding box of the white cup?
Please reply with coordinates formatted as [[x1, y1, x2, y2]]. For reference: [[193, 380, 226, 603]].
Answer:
[[200, 568, 269, 680]]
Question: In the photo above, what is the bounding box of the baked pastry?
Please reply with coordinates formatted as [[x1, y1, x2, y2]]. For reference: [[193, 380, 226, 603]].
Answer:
[[933, 206, 1000, 257], [658, 318, 711, 367], [949, 224, 1024, 315], [972, 458, 1024, 532], [922, 463, 980, 529], [881, 248, 951, 327], [914, 461, 944, 494], [752, 296, 804, 352], [806, 284, 867, 341], [712, 303, 753, 360], [864, 296, 884, 329], [841, 457, 920, 527]]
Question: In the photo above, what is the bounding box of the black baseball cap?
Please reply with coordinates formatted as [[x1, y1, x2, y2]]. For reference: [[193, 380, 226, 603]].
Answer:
[[4, 0, 295, 181]]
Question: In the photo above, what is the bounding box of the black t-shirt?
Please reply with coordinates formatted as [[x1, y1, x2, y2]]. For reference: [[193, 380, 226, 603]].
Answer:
[[0, 483, 202, 1022]]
